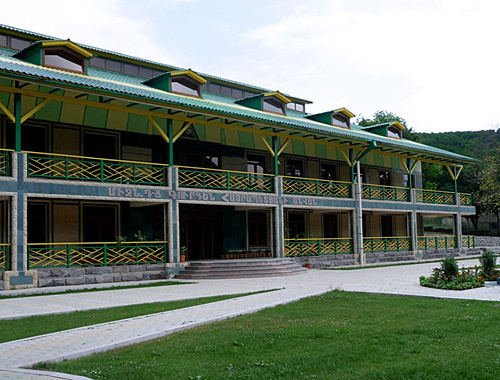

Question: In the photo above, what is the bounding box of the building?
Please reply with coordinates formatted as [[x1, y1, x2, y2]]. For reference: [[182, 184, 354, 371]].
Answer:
[[0, 25, 477, 289]]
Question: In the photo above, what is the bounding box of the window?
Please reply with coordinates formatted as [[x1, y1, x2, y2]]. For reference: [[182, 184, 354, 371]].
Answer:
[[286, 158, 304, 177], [171, 76, 200, 97], [247, 154, 266, 174], [287, 102, 305, 112], [83, 205, 117, 242], [403, 173, 416, 188], [10, 37, 31, 51], [83, 132, 117, 159], [44, 49, 85, 73], [248, 211, 269, 247], [387, 126, 401, 139], [0, 34, 7, 48], [379, 170, 391, 186], [381, 215, 393, 237], [354, 168, 366, 183], [332, 114, 349, 129], [321, 162, 337, 181], [287, 211, 307, 239], [124, 63, 139, 76], [263, 97, 285, 115]]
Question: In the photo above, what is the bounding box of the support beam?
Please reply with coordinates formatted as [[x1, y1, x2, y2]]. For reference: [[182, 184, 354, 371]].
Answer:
[[338, 147, 351, 167], [14, 93, 21, 152], [258, 134, 275, 157], [147, 115, 169, 143], [276, 138, 290, 157], [172, 122, 192, 143], [0, 101, 15, 123], [353, 141, 377, 165], [20, 98, 50, 124]]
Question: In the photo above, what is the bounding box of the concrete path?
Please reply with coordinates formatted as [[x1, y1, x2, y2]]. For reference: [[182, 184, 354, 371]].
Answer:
[[1, 258, 499, 379]]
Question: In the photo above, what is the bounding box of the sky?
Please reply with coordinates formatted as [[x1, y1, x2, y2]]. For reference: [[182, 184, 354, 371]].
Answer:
[[2, 0, 500, 133]]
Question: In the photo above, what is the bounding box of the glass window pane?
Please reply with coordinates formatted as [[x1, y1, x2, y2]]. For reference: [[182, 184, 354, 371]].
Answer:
[[332, 115, 349, 128], [263, 98, 285, 114], [247, 154, 266, 174], [89, 57, 106, 69], [286, 158, 304, 177], [221, 86, 231, 97], [387, 126, 401, 139], [171, 78, 200, 96], [123, 63, 139, 76], [232, 89, 243, 99], [209, 83, 221, 94], [45, 53, 84, 72], [139, 67, 153, 78], [0, 35, 7, 48], [287, 103, 295, 110], [296, 103, 305, 112], [106, 60, 121, 72], [321, 163, 337, 181], [10, 38, 31, 51]]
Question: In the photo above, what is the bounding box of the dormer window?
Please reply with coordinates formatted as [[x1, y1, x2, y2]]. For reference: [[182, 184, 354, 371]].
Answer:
[[332, 114, 350, 129], [387, 125, 402, 139], [44, 48, 85, 73], [171, 76, 201, 97], [263, 97, 286, 115]]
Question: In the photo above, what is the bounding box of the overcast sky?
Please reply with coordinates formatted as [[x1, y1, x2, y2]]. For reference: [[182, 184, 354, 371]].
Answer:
[[2, 0, 499, 133]]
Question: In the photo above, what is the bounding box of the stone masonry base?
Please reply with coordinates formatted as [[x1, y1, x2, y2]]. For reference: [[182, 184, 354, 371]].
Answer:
[[35, 264, 175, 287]]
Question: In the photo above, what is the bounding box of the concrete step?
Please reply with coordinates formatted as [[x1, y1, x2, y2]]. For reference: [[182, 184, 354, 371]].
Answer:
[[176, 258, 306, 279]]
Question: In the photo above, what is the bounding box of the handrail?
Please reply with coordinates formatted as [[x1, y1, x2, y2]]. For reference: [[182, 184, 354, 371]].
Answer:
[[284, 237, 352, 242], [362, 183, 409, 190], [24, 151, 169, 167], [281, 175, 351, 185], [284, 237, 353, 256], [27, 241, 168, 246]]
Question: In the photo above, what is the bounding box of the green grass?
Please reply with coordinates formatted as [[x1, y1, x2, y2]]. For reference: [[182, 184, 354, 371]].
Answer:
[[0, 292, 267, 343], [0, 280, 191, 300], [38, 291, 500, 380]]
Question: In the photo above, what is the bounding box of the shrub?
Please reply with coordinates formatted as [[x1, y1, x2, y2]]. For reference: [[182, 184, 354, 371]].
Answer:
[[441, 256, 459, 279], [479, 251, 496, 278]]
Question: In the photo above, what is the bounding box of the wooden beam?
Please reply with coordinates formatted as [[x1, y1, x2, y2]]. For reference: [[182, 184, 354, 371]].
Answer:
[[147, 115, 169, 143], [21, 98, 50, 124], [0, 101, 15, 123], [276, 138, 290, 157], [257, 134, 275, 157], [172, 122, 192, 143]]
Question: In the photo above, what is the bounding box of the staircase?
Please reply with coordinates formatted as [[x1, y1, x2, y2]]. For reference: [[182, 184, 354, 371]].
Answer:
[[175, 258, 307, 279]]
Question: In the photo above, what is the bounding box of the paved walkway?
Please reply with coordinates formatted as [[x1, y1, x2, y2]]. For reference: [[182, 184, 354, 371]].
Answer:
[[1, 258, 499, 379]]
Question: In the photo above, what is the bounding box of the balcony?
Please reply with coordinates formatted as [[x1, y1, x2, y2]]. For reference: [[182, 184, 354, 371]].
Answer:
[[27, 152, 169, 186], [27, 241, 168, 269], [0, 149, 11, 177], [363, 237, 411, 252], [178, 166, 274, 193], [282, 176, 351, 198], [0, 244, 9, 270], [362, 184, 409, 202]]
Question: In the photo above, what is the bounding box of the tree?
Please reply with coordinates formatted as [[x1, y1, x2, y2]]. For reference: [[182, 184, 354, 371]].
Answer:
[[476, 145, 500, 235], [357, 110, 419, 141]]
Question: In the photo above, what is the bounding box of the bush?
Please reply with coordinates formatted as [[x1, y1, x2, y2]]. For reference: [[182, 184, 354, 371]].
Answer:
[[479, 251, 496, 278], [441, 256, 459, 278]]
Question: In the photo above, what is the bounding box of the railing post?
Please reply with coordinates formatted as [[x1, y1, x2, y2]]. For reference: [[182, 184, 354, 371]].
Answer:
[[133, 162, 137, 184], [226, 171, 231, 191], [135, 243, 139, 265], [104, 244, 108, 266], [66, 244, 71, 268], [100, 160, 104, 182], [26, 246, 30, 270], [315, 180, 319, 196], [65, 155, 69, 180], [318, 239, 321, 255], [164, 242, 168, 263]]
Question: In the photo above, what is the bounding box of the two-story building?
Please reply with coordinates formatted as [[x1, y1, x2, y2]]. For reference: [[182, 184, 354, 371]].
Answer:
[[0, 24, 477, 289]]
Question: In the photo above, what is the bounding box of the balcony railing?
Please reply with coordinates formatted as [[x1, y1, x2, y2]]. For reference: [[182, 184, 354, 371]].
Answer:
[[284, 238, 352, 256], [0, 244, 9, 270], [414, 189, 455, 205], [462, 235, 475, 248], [178, 166, 274, 193], [283, 176, 351, 198], [27, 152, 168, 186], [0, 149, 11, 177], [459, 193, 472, 206], [417, 235, 457, 250], [363, 237, 411, 252], [28, 241, 168, 269], [362, 184, 409, 202]]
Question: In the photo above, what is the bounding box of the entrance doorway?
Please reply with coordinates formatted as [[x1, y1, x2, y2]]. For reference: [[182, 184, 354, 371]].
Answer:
[[180, 209, 222, 260]]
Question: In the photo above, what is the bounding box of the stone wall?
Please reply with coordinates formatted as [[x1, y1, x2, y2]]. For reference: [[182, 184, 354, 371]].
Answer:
[[299, 247, 485, 268], [475, 236, 500, 247], [0, 271, 4, 291], [36, 264, 174, 287]]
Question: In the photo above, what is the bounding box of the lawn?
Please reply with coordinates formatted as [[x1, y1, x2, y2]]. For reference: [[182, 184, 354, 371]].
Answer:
[[37, 291, 500, 380], [0, 292, 264, 343]]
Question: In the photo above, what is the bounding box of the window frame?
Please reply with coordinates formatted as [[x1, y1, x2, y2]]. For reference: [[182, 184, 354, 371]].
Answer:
[[262, 97, 286, 115], [43, 47, 86, 74], [171, 76, 201, 98]]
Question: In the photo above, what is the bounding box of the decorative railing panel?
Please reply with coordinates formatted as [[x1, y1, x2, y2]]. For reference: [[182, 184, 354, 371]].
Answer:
[[462, 235, 475, 249], [284, 238, 352, 256], [459, 193, 472, 206], [363, 237, 411, 252], [0, 149, 11, 177], [417, 235, 457, 250], [283, 176, 351, 198], [0, 244, 9, 270], [414, 189, 455, 205], [27, 152, 168, 186], [362, 184, 409, 202], [178, 166, 273, 193], [28, 241, 168, 269]]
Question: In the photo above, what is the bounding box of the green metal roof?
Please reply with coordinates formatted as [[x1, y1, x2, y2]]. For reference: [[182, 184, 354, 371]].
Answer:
[[0, 37, 477, 165]]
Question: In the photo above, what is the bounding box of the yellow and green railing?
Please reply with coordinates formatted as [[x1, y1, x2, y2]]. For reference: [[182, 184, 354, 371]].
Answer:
[[282, 176, 351, 198], [417, 235, 457, 250], [414, 189, 455, 205], [462, 235, 475, 248], [27, 152, 168, 186], [459, 193, 473, 206], [284, 238, 353, 256], [0, 149, 11, 177], [0, 244, 9, 270], [363, 237, 411, 252], [178, 166, 273, 192], [362, 184, 410, 202], [28, 241, 168, 269]]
